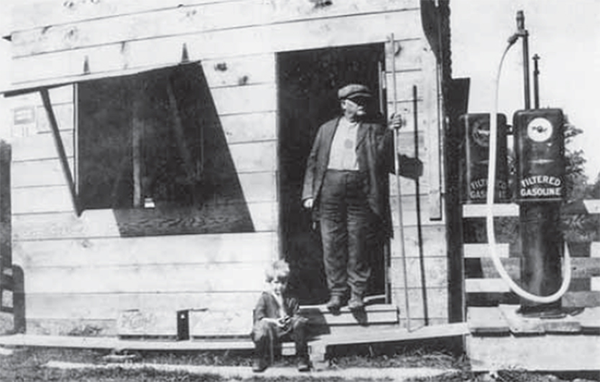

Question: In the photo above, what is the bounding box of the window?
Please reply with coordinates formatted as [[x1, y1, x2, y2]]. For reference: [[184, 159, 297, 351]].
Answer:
[[76, 63, 254, 235], [77, 65, 204, 210]]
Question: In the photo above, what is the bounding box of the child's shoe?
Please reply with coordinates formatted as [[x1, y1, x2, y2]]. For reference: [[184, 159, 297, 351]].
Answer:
[[252, 357, 268, 373], [297, 356, 310, 372]]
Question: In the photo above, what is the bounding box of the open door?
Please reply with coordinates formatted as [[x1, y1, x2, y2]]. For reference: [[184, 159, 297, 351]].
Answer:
[[278, 44, 386, 304]]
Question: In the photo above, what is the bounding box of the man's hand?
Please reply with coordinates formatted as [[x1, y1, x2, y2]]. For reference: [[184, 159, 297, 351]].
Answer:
[[303, 198, 314, 209], [389, 113, 404, 130]]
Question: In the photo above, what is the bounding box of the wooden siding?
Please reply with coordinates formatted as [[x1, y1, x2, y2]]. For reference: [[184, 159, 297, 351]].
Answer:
[[9, 4, 422, 86], [9, 53, 280, 334], [11, 0, 419, 36], [390, 225, 448, 325], [16, 232, 276, 325], [5, 0, 449, 334]]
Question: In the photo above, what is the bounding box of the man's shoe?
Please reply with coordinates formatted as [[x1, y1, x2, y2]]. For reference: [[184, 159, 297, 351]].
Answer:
[[252, 357, 268, 373], [326, 295, 343, 312], [347, 296, 365, 311], [297, 357, 311, 372]]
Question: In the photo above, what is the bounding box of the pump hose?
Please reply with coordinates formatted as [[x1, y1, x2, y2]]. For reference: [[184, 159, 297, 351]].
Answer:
[[486, 42, 571, 304]]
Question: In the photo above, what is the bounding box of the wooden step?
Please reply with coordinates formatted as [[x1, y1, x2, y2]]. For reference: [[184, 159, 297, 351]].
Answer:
[[299, 304, 399, 336], [117, 304, 400, 340]]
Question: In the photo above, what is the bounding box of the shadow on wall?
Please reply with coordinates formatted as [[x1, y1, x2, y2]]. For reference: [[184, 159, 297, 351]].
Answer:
[[77, 64, 254, 237]]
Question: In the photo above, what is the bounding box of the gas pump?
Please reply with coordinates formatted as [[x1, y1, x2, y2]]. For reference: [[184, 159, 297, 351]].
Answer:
[[461, 11, 572, 315], [513, 109, 567, 314]]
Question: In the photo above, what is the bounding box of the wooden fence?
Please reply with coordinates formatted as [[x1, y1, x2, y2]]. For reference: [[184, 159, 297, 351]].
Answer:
[[462, 201, 600, 309]]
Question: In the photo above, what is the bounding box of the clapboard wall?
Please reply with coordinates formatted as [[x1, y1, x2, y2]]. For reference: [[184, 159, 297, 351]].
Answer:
[[6, 0, 448, 334]]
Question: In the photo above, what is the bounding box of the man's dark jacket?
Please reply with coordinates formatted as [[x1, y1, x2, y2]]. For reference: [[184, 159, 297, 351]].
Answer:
[[302, 116, 420, 238]]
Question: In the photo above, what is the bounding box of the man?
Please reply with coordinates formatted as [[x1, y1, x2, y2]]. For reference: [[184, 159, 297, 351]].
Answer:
[[302, 83, 422, 312]]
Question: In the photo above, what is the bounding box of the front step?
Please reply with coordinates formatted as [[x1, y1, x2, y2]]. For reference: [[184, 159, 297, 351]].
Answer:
[[299, 304, 399, 336], [116, 304, 400, 341]]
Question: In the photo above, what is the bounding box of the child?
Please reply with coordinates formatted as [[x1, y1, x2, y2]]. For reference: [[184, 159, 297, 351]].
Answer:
[[250, 260, 310, 372]]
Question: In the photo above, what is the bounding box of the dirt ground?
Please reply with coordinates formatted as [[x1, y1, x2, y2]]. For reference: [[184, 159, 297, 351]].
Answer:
[[0, 345, 598, 382]]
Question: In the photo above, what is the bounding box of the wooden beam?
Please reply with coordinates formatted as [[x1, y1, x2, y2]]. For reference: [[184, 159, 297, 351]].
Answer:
[[465, 257, 600, 280], [463, 203, 519, 218], [39, 89, 80, 216]]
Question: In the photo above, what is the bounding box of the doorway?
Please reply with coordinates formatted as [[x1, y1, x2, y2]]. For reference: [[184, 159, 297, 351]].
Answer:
[[278, 44, 386, 304]]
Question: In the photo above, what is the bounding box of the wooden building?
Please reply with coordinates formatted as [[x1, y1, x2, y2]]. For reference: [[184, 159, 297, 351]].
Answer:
[[0, 0, 456, 337]]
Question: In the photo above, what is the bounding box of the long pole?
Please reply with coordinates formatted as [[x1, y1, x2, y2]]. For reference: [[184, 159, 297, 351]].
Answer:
[[390, 34, 411, 332], [378, 60, 391, 304], [413, 85, 429, 326]]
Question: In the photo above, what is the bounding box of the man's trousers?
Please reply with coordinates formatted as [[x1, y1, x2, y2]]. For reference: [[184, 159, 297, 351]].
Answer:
[[319, 169, 374, 299]]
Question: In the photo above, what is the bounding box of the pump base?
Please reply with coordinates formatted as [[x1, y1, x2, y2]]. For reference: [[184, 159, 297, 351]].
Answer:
[[467, 305, 600, 372], [517, 304, 565, 319]]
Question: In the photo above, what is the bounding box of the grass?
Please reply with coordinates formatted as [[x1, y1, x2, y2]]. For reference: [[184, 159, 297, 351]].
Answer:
[[0, 344, 597, 382]]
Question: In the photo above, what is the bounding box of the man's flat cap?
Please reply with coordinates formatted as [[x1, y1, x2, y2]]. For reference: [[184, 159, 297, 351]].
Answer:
[[337, 84, 373, 100]]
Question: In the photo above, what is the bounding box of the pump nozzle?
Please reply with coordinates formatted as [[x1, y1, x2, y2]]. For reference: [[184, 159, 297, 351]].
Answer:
[[507, 33, 520, 46]]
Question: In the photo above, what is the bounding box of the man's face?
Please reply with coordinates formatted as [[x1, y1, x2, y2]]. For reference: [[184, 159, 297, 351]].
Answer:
[[342, 97, 370, 122]]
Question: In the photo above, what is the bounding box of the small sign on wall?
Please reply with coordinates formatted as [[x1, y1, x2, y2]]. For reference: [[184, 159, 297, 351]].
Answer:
[[12, 106, 36, 138]]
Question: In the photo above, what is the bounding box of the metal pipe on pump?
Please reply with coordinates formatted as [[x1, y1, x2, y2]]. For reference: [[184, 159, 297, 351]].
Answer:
[[485, 11, 571, 314], [516, 11, 531, 110]]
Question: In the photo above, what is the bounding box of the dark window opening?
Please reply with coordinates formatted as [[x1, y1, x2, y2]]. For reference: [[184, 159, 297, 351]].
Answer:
[[77, 65, 204, 210], [77, 63, 255, 236]]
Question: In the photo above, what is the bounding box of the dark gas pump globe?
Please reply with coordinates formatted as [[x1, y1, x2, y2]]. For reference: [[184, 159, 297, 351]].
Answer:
[[514, 109, 565, 203]]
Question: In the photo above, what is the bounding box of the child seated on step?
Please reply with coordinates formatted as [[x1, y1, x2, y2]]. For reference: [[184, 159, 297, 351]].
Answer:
[[250, 260, 310, 373]]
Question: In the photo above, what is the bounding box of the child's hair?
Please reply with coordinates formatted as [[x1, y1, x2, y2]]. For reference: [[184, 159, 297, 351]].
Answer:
[[265, 260, 290, 282]]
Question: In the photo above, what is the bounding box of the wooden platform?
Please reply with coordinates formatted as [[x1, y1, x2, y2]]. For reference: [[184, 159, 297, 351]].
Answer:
[[0, 322, 469, 370], [466, 305, 600, 372], [116, 303, 401, 340]]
